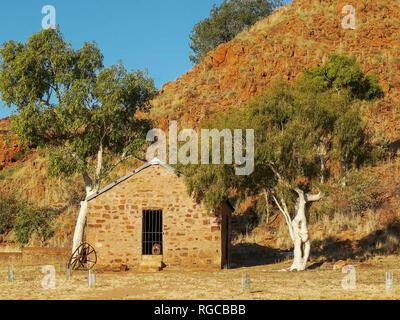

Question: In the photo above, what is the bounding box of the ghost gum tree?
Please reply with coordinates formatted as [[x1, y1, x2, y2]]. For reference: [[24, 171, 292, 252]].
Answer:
[[181, 55, 382, 271], [0, 29, 157, 253]]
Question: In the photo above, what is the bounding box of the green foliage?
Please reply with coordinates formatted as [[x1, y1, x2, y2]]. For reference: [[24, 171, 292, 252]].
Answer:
[[0, 195, 56, 245], [3, 134, 13, 148], [308, 192, 336, 223], [296, 54, 383, 100], [295, 55, 384, 171], [189, 0, 282, 64], [309, 170, 380, 223], [0, 195, 19, 234], [333, 108, 367, 169], [180, 56, 383, 215], [14, 203, 55, 245], [344, 169, 378, 214], [0, 28, 157, 192]]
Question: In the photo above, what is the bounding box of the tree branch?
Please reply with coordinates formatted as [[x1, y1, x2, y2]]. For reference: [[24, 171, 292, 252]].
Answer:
[[268, 162, 292, 189], [294, 187, 306, 203], [82, 170, 93, 193], [306, 189, 323, 202], [272, 195, 295, 242]]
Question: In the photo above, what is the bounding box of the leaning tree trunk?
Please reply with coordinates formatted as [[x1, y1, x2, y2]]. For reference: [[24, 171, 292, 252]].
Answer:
[[72, 148, 103, 254], [72, 189, 96, 253], [72, 200, 88, 253]]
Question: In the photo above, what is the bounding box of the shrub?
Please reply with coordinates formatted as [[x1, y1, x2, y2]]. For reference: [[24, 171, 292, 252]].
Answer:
[[14, 203, 55, 245], [0, 195, 19, 234], [296, 54, 384, 100], [344, 169, 379, 214]]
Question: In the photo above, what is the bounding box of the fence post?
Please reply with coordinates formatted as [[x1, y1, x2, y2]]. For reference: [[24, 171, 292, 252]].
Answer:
[[66, 263, 71, 280], [88, 269, 96, 288], [8, 265, 14, 283], [92, 270, 96, 287], [242, 272, 250, 293]]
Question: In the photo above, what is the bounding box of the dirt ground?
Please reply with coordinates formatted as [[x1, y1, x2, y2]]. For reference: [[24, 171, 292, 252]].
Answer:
[[0, 255, 399, 300]]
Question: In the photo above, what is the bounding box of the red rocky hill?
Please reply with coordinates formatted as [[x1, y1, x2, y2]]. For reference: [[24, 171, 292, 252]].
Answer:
[[152, 0, 400, 145]]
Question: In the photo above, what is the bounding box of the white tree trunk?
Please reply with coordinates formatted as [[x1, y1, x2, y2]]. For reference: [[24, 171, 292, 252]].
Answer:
[[273, 188, 322, 272], [72, 173, 98, 253], [289, 194, 310, 271], [72, 147, 103, 254], [72, 187, 97, 253], [72, 200, 88, 253]]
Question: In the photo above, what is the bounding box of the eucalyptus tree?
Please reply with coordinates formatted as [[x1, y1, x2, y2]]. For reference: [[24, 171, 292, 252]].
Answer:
[[181, 55, 382, 271], [0, 29, 157, 252]]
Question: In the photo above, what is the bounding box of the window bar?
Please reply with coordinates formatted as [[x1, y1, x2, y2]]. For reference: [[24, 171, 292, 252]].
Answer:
[[155, 210, 157, 252], [159, 210, 162, 254], [142, 211, 145, 255], [146, 211, 150, 254], [151, 210, 154, 253], [158, 210, 161, 251], [143, 210, 145, 255], [149, 210, 151, 254], [143, 211, 146, 254], [154, 210, 157, 254]]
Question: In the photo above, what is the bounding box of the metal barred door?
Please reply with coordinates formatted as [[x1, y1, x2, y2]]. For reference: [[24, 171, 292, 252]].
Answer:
[[142, 210, 163, 255]]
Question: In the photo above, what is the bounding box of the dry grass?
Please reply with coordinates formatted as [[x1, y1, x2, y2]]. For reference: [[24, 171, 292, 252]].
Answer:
[[1, 255, 400, 300], [274, 210, 385, 251], [312, 210, 382, 241]]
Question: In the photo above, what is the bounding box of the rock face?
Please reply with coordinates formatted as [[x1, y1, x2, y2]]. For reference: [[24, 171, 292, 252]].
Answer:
[[0, 118, 20, 168], [152, 0, 400, 143]]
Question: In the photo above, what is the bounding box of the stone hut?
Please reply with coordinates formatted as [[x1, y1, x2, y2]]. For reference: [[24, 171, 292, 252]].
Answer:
[[86, 158, 232, 271]]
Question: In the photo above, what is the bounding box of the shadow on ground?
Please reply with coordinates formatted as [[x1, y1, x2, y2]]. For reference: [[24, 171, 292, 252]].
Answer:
[[230, 243, 292, 268]]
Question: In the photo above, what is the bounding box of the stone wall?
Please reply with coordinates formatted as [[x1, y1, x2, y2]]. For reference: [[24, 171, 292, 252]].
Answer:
[[21, 248, 71, 266], [0, 252, 22, 265], [87, 164, 230, 271], [0, 247, 71, 266]]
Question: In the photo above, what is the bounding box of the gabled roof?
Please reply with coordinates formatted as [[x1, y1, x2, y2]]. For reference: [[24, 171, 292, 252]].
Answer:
[[87, 158, 183, 202]]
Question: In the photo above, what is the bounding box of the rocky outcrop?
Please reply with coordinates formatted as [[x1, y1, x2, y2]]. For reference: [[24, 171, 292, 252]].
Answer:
[[152, 0, 400, 143], [0, 118, 20, 168]]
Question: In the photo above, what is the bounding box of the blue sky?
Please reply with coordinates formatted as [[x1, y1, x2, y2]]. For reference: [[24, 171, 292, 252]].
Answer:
[[0, 0, 291, 119]]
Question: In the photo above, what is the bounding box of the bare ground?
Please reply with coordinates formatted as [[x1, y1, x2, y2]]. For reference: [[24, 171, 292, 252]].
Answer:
[[0, 255, 400, 300]]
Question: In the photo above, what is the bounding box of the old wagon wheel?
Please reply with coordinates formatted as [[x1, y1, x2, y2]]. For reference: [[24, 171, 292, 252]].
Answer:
[[68, 242, 97, 271]]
